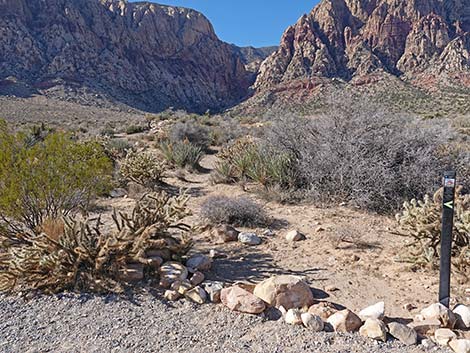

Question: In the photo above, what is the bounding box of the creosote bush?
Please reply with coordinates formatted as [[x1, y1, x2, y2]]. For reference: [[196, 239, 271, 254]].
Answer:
[[0, 120, 113, 232], [200, 195, 267, 227], [396, 187, 470, 276], [0, 193, 192, 294], [262, 96, 467, 213], [169, 121, 211, 150], [120, 150, 166, 188]]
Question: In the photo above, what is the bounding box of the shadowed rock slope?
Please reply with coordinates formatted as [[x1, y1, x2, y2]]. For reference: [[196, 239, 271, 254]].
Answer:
[[0, 0, 251, 113]]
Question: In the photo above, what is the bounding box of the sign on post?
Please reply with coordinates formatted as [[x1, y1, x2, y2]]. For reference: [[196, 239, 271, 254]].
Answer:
[[439, 171, 456, 308]]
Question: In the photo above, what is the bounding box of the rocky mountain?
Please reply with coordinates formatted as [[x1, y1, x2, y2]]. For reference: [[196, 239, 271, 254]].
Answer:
[[255, 0, 470, 94], [232, 46, 278, 73], [0, 0, 251, 113]]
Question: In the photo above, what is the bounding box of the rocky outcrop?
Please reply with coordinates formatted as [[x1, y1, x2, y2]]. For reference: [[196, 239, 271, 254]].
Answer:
[[255, 0, 470, 91], [0, 0, 251, 112]]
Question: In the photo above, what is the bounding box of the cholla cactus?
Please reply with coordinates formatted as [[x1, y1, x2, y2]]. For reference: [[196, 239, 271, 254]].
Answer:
[[396, 186, 470, 273], [0, 192, 192, 294], [120, 150, 166, 187]]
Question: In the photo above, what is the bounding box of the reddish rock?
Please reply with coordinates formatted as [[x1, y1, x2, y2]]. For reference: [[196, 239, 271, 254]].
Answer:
[[221, 285, 266, 314]]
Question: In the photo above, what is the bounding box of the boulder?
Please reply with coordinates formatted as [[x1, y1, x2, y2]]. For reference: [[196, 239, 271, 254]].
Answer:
[[221, 285, 266, 314], [171, 279, 193, 295], [308, 302, 338, 321], [253, 275, 314, 309], [160, 261, 188, 284], [420, 303, 457, 328], [186, 255, 212, 271], [388, 322, 418, 346], [238, 232, 262, 245], [285, 309, 303, 325], [202, 281, 224, 303], [285, 230, 306, 242], [359, 318, 388, 342], [215, 224, 239, 242], [185, 286, 208, 304], [359, 302, 385, 321], [327, 309, 362, 333], [454, 305, 470, 329], [435, 328, 457, 346], [301, 313, 324, 332], [449, 339, 470, 353]]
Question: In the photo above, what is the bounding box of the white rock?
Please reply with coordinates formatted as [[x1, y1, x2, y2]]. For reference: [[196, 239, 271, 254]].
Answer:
[[186, 254, 212, 271], [285, 309, 303, 325], [388, 322, 417, 346], [185, 286, 208, 304], [454, 304, 470, 329], [301, 313, 324, 332], [449, 339, 470, 353], [359, 318, 387, 342], [202, 281, 224, 303], [238, 232, 262, 245], [421, 339, 437, 349], [285, 230, 306, 242], [159, 262, 188, 284], [421, 303, 457, 328], [359, 302, 385, 321], [434, 328, 457, 346]]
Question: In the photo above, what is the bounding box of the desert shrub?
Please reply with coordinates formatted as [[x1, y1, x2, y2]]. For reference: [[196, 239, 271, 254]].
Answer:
[[396, 187, 470, 276], [101, 137, 133, 159], [0, 121, 113, 232], [264, 99, 466, 213], [200, 195, 267, 227], [160, 141, 203, 170], [120, 150, 165, 188], [125, 124, 147, 135], [100, 124, 116, 137], [213, 138, 295, 189], [23, 123, 54, 147], [0, 193, 192, 293], [169, 121, 211, 150]]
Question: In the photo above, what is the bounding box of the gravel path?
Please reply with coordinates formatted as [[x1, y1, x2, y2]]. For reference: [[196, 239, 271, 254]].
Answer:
[[0, 292, 450, 353]]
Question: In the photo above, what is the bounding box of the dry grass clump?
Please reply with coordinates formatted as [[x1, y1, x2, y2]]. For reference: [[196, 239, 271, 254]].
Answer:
[[396, 187, 470, 277], [0, 193, 192, 294], [120, 150, 166, 188], [200, 195, 267, 227]]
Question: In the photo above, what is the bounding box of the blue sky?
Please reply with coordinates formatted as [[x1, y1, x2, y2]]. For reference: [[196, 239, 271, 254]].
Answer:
[[130, 1, 318, 47]]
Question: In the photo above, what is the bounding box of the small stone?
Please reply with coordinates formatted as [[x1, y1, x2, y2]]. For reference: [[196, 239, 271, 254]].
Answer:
[[186, 254, 212, 271], [351, 254, 360, 262], [159, 261, 189, 284], [308, 302, 338, 321], [449, 339, 470, 353], [263, 229, 275, 236], [215, 224, 239, 242], [359, 318, 387, 342], [421, 339, 437, 349], [190, 271, 205, 286], [172, 279, 193, 295], [238, 232, 262, 245], [301, 313, 324, 331], [434, 328, 457, 346], [221, 285, 266, 314], [285, 230, 306, 242], [420, 303, 457, 328], [359, 302, 385, 321], [285, 309, 303, 325], [327, 309, 362, 333], [110, 188, 127, 198], [185, 286, 207, 304], [209, 249, 225, 259], [388, 322, 418, 346], [454, 304, 470, 329], [164, 290, 180, 301], [408, 319, 442, 336], [315, 227, 325, 233], [202, 281, 224, 303], [404, 303, 417, 312]]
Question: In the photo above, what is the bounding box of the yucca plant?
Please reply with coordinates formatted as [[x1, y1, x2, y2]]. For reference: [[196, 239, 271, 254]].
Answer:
[[159, 140, 203, 170]]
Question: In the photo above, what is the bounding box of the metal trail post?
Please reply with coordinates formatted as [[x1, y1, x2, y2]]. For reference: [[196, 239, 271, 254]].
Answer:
[[439, 171, 456, 308]]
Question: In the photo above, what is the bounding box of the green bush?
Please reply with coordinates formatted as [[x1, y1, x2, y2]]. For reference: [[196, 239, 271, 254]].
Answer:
[[0, 120, 113, 232], [160, 141, 203, 170], [125, 124, 147, 135]]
